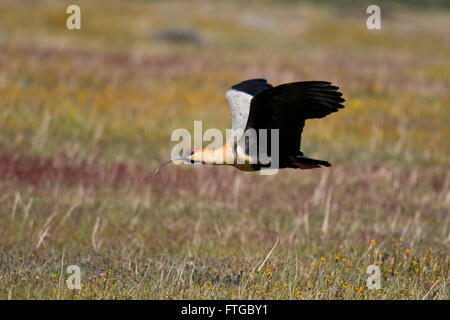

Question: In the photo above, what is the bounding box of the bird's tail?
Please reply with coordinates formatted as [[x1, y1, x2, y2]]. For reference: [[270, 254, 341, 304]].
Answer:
[[290, 156, 331, 169]]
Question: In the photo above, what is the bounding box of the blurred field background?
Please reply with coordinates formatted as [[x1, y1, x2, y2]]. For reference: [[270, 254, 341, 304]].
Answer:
[[0, 0, 448, 299]]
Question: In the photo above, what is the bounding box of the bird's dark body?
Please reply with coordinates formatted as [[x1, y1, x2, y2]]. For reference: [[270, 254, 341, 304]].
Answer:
[[249, 155, 331, 171], [232, 79, 345, 171]]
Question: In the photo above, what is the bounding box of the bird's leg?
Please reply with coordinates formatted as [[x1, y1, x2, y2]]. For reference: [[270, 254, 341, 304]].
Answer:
[[290, 155, 331, 169], [291, 162, 321, 169]]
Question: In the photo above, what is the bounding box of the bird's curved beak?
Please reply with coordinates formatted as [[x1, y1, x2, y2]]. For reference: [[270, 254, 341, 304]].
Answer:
[[154, 158, 175, 174], [154, 150, 194, 174]]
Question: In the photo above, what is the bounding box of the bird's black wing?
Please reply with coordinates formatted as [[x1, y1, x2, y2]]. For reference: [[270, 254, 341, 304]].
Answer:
[[244, 81, 345, 157], [231, 78, 273, 96]]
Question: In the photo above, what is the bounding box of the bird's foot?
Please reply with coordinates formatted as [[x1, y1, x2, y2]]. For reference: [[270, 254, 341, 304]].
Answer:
[[291, 161, 321, 169]]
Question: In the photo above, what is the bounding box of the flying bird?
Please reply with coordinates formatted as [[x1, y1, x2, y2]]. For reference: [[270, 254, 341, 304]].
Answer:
[[155, 79, 345, 173]]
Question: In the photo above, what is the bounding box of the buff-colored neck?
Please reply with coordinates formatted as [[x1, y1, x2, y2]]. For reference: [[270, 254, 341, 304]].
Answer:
[[194, 143, 254, 165], [194, 143, 235, 164]]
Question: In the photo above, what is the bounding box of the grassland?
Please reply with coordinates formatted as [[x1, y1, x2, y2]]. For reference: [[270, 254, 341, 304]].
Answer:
[[0, 0, 448, 299]]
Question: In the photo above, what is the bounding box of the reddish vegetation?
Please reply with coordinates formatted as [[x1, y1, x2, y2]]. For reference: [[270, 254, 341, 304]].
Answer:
[[1, 151, 447, 189], [0, 44, 206, 73], [1, 151, 447, 213], [0, 151, 210, 194], [0, 152, 127, 188]]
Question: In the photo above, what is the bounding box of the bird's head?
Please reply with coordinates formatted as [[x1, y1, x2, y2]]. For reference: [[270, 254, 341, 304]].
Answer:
[[154, 148, 202, 174]]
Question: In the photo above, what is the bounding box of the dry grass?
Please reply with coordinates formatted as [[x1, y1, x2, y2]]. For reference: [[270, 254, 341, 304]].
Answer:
[[0, 0, 448, 299]]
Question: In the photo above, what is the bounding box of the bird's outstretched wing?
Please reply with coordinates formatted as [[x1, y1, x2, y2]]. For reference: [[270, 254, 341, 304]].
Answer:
[[245, 81, 345, 157], [226, 79, 273, 136]]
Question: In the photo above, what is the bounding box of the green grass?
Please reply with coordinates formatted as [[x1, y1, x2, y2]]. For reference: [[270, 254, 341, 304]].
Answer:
[[0, 0, 448, 299]]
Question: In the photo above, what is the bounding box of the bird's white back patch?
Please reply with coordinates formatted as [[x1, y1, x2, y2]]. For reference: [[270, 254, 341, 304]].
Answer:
[[225, 89, 253, 135]]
